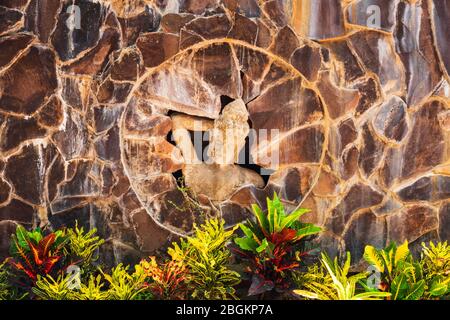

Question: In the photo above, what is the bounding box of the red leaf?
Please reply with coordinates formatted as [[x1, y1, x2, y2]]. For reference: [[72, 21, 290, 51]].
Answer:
[[269, 229, 297, 245], [38, 233, 56, 257], [43, 256, 61, 274], [11, 261, 37, 280], [27, 240, 43, 266], [248, 274, 274, 296], [275, 262, 299, 272], [13, 239, 34, 270]]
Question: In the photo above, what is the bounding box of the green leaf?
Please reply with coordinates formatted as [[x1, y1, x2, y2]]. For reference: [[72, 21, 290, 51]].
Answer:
[[279, 208, 309, 230], [251, 204, 269, 234], [267, 198, 276, 234], [271, 193, 285, 233], [405, 280, 425, 300], [234, 237, 258, 252], [239, 223, 254, 239], [256, 239, 269, 253], [15, 225, 29, 249], [29, 228, 43, 244], [295, 224, 322, 238], [342, 252, 351, 277], [429, 280, 448, 297], [352, 291, 391, 300], [391, 274, 408, 300]]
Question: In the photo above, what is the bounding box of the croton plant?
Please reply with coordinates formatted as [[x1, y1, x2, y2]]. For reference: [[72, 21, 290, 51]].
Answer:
[[233, 193, 322, 296]]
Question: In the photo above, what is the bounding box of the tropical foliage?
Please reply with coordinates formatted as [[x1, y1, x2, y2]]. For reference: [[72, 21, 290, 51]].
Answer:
[[140, 257, 188, 300], [421, 241, 450, 298], [294, 252, 390, 300], [0, 261, 9, 300], [32, 273, 77, 300], [72, 274, 110, 300], [0, 200, 449, 300], [0, 260, 27, 300], [363, 241, 426, 300], [101, 264, 147, 300], [64, 222, 104, 274], [8, 226, 68, 289], [233, 193, 321, 296], [168, 219, 241, 300], [32, 269, 143, 300]]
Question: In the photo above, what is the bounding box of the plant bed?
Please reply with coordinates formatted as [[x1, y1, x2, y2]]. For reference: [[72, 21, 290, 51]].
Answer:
[[0, 194, 448, 301]]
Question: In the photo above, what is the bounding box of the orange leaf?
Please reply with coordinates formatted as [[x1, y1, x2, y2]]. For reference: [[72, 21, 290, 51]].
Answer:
[[28, 240, 43, 266], [39, 233, 56, 257]]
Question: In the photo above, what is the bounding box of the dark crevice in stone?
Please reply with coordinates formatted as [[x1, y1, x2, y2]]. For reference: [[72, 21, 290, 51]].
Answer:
[[237, 135, 271, 187], [165, 130, 177, 147], [220, 95, 235, 112], [188, 130, 210, 162], [172, 169, 184, 186], [165, 110, 178, 147]]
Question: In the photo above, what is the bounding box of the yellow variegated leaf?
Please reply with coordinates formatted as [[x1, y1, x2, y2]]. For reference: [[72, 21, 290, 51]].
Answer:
[[293, 289, 320, 300], [363, 245, 385, 273], [395, 241, 409, 265]]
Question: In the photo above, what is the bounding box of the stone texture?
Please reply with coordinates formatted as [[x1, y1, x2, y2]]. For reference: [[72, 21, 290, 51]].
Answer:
[[0, 0, 448, 267], [25, 0, 61, 43], [261, 0, 289, 28], [292, 0, 345, 40], [350, 31, 405, 95], [388, 205, 439, 243], [0, 221, 19, 261], [110, 48, 143, 82], [353, 77, 382, 116], [0, 34, 34, 70], [0, 116, 47, 152], [161, 13, 195, 34], [51, 0, 108, 61], [228, 13, 258, 44], [396, 175, 450, 202], [343, 210, 387, 263], [118, 4, 161, 46], [269, 26, 300, 61], [248, 77, 324, 131], [0, 199, 34, 224], [183, 14, 231, 39], [327, 183, 384, 235], [37, 96, 64, 128], [4, 144, 59, 205], [323, 40, 365, 83], [131, 209, 170, 252], [431, 0, 450, 79], [0, 46, 57, 115], [341, 146, 359, 180], [179, 0, 220, 14], [0, 178, 11, 205], [137, 32, 179, 68], [358, 123, 383, 177], [394, 0, 442, 106], [373, 96, 408, 142], [52, 108, 89, 160], [0, 5, 22, 34], [346, 0, 398, 32], [62, 28, 120, 75], [290, 45, 322, 82], [440, 202, 450, 240], [317, 71, 360, 119]]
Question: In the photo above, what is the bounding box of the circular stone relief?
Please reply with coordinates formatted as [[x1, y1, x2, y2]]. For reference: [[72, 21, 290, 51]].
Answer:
[[120, 40, 329, 236]]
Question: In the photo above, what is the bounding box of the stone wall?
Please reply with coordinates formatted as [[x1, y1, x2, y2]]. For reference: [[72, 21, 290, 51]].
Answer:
[[0, 0, 448, 267]]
